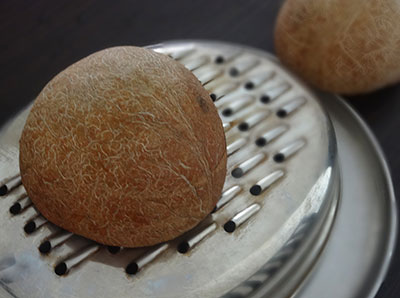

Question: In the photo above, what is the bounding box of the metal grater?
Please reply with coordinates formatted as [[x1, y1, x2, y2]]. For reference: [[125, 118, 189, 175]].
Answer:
[[0, 41, 340, 298]]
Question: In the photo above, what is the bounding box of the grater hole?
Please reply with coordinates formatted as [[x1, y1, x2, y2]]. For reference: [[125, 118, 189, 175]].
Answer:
[[24, 221, 36, 234], [210, 93, 217, 102], [250, 171, 284, 197], [55, 262, 67, 276], [244, 82, 255, 90], [276, 110, 287, 118], [250, 185, 262, 196], [215, 56, 224, 64], [238, 113, 268, 131], [0, 185, 7, 196], [260, 95, 270, 104], [255, 137, 267, 147], [224, 221, 236, 233], [0, 177, 22, 196], [39, 241, 52, 254], [238, 122, 249, 131], [222, 108, 233, 117], [273, 153, 285, 163], [107, 246, 121, 254], [9, 203, 21, 215], [231, 154, 265, 178], [126, 262, 139, 275], [231, 168, 244, 178], [229, 67, 239, 77], [177, 242, 190, 254]]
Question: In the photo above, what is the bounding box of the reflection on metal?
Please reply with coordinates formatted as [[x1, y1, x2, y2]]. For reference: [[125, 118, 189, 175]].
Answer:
[[0, 41, 348, 298]]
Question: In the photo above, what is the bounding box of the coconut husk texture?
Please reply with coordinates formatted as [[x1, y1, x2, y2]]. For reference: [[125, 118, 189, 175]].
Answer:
[[275, 0, 400, 94], [19, 46, 227, 247]]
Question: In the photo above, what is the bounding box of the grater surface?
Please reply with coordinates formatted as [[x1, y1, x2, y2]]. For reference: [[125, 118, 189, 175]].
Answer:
[[0, 41, 339, 298]]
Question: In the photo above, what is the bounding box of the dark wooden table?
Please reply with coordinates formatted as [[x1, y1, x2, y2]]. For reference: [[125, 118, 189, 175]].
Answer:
[[1, 1, 399, 297]]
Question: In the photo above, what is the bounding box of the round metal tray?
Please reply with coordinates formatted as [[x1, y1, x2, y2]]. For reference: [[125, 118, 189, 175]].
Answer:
[[0, 41, 396, 298]]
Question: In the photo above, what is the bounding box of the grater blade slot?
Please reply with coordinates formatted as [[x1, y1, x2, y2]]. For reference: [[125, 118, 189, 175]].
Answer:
[[177, 223, 217, 254], [54, 244, 101, 276], [227, 138, 247, 156], [243, 71, 275, 90], [213, 185, 242, 212], [9, 195, 31, 215], [0, 175, 22, 196], [237, 112, 269, 132], [24, 215, 47, 235], [192, 66, 223, 86], [231, 153, 266, 178], [39, 231, 74, 254], [222, 95, 254, 117], [255, 125, 288, 147], [214, 49, 242, 64], [260, 82, 291, 104], [224, 204, 261, 233], [273, 139, 306, 163], [125, 244, 169, 275], [249, 170, 285, 196], [207, 82, 240, 101], [228, 57, 260, 77], [276, 97, 306, 118]]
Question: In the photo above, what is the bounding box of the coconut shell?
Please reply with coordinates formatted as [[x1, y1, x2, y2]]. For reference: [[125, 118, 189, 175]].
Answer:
[[275, 0, 400, 94], [19, 46, 227, 248]]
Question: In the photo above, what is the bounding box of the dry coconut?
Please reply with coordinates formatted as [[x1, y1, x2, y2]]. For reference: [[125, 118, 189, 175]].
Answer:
[[275, 0, 400, 94], [19, 46, 227, 248]]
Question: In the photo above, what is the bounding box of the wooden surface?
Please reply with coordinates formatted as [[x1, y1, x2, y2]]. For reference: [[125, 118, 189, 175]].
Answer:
[[1, 1, 399, 297]]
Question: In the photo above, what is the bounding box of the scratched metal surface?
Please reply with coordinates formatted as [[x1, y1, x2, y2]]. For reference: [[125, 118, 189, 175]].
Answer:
[[0, 41, 338, 298]]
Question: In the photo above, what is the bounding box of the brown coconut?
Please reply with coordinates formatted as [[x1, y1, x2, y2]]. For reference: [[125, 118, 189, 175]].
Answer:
[[275, 0, 400, 94], [19, 46, 227, 248]]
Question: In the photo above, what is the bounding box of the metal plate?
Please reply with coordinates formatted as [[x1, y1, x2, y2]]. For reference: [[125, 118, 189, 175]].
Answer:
[[0, 41, 338, 298], [0, 40, 392, 298]]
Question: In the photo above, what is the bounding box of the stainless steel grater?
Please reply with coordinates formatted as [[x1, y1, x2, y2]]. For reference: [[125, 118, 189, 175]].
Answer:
[[0, 41, 394, 298]]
